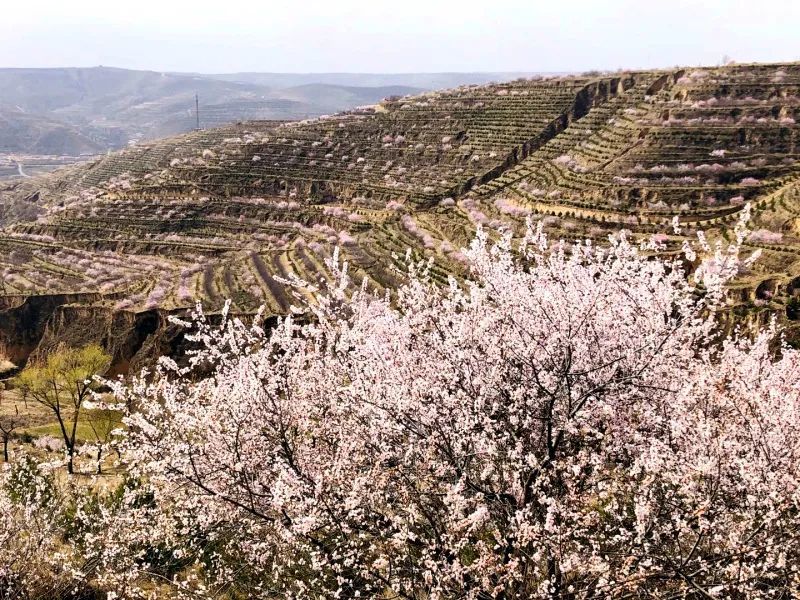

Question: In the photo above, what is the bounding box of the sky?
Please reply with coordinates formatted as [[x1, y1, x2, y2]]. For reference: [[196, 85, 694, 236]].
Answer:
[[1, 0, 799, 73]]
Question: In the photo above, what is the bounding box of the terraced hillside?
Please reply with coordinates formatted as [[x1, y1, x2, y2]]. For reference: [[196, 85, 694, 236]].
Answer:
[[474, 64, 800, 331], [1, 64, 799, 372]]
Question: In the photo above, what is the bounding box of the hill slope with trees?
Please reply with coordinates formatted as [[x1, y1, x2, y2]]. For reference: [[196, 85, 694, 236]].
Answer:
[[1, 63, 799, 372]]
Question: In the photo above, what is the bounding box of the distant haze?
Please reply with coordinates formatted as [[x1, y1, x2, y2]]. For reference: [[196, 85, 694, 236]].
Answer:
[[1, 0, 799, 73]]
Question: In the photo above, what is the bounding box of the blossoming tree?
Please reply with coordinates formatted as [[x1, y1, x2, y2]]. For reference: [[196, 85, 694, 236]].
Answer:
[[94, 208, 800, 598]]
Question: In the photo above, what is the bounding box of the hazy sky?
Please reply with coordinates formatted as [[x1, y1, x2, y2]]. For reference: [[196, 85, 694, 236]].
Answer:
[[2, 0, 798, 73]]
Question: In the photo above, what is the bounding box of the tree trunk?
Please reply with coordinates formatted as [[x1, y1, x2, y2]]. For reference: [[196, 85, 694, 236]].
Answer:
[[63, 410, 79, 475], [547, 556, 561, 598], [97, 445, 103, 475], [54, 412, 74, 474], [2, 436, 8, 462]]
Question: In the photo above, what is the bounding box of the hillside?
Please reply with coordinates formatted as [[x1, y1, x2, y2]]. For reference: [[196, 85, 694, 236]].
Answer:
[[0, 106, 107, 155], [1, 63, 799, 372]]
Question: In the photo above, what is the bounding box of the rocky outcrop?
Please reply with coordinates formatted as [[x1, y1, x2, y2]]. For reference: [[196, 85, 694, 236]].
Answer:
[[0, 291, 279, 376], [0, 294, 183, 374], [0, 293, 105, 365], [28, 305, 170, 375]]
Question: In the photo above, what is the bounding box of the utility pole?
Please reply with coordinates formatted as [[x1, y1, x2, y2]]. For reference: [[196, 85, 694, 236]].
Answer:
[[195, 93, 201, 130]]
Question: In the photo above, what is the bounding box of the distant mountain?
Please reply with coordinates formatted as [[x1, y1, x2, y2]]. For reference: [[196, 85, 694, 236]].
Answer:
[[0, 67, 428, 155], [276, 83, 425, 114], [0, 67, 270, 153], [0, 106, 105, 155], [203, 72, 549, 89]]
